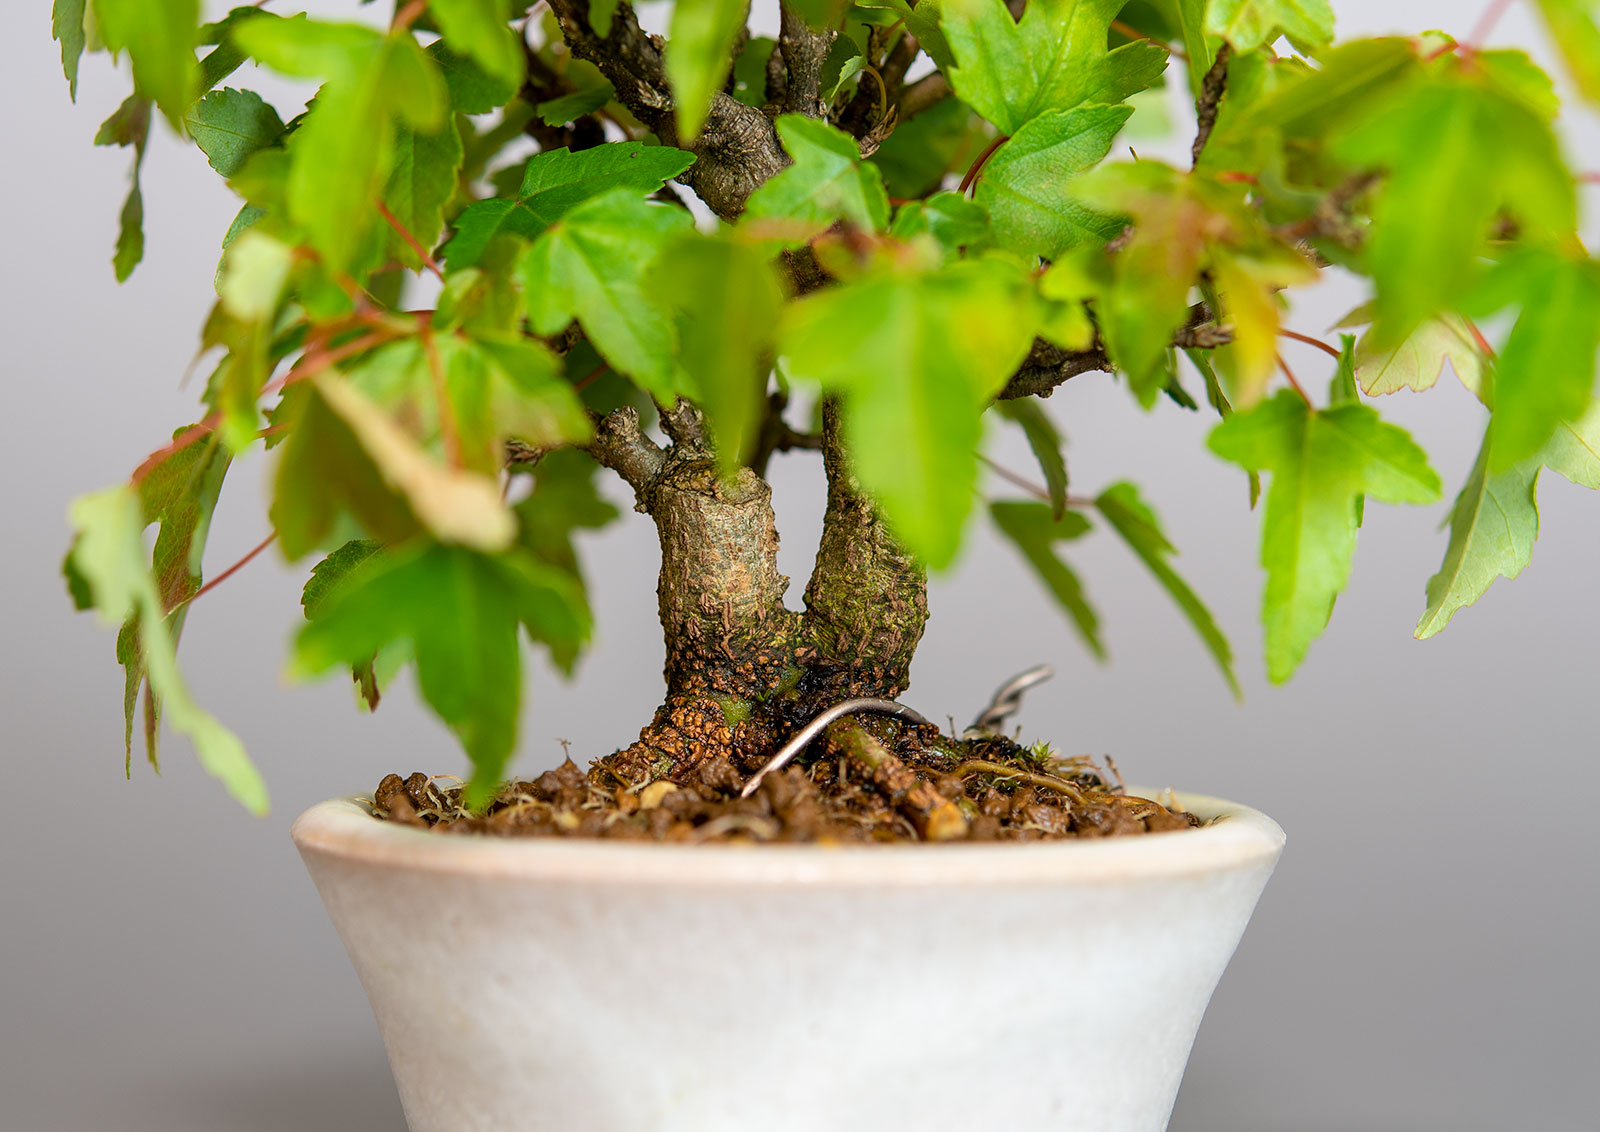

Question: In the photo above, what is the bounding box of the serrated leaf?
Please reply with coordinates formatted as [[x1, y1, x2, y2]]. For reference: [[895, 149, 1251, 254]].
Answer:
[[53, 0, 87, 100], [517, 189, 693, 399], [1096, 482, 1239, 697], [185, 88, 286, 177], [995, 399, 1068, 518], [430, 41, 517, 114], [1353, 313, 1485, 397], [743, 115, 890, 245], [537, 77, 615, 125], [1480, 250, 1600, 472], [651, 234, 784, 468], [779, 258, 1039, 567], [941, 0, 1166, 135], [93, 0, 199, 128], [989, 501, 1103, 657], [889, 192, 992, 254], [1414, 427, 1539, 640], [217, 230, 293, 322], [236, 14, 448, 273], [1332, 73, 1576, 348], [1160, 0, 1214, 92], [1212, 246, 1318, 407], [96, 95, 151, 282], [976, 104, 1131, 259], [429, 0, 525, 88], [292, 541, 589, 807], [442, 333, 592, 473], [862, 1, 953, 69], [444, 142, 695, 269], [66, 484, 267, 814], [386, 119, 465, 270], [1205, 0, 1334, 54], [667, 0, 746, 141], [301, 538, 387, 709], [1209, 391, 1441, 682]]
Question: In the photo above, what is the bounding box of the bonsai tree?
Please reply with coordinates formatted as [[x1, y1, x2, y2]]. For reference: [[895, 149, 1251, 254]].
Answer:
[[57, 0, 1600, 832]]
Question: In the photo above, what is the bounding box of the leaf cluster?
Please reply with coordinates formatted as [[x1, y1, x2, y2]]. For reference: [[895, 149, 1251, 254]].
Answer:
[[54, 0, 1600, 809]]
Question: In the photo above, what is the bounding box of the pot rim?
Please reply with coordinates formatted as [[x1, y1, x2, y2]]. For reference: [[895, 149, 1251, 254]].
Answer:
[[291, 788, 1284, 887]]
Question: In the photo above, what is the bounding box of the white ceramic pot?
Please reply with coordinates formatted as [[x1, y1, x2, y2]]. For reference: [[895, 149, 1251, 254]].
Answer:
[[293, 789, 1283, 1132]]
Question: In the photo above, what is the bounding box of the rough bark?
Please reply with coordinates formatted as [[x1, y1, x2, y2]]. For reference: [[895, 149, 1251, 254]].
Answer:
[[800, 401, 929, 699]]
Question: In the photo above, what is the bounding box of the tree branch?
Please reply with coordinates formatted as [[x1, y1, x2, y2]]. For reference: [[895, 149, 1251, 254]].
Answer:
[[996, 306, 1231, 401], [779, 4, 835, 117], [586, 406, 667, 497], [1191, 43, 1232, 167], [897, 72, 951, 123], [546, 0, 787, 219]]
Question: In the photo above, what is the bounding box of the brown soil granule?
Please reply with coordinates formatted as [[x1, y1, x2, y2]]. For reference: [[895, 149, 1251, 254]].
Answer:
[[370, 720, 1200, 844]]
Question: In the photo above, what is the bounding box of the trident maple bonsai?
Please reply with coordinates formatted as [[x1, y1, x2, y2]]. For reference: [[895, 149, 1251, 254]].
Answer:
[[58, 0, 1600, 834]]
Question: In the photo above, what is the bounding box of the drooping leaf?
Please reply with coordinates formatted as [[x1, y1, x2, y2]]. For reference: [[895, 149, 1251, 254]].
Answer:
[[989, 501, 1103, 657], [517, 189, 694, 400], [66, 485, 267, 813], [1208, 391, 1441, 682], [1205, 0, 1334, 54], [1477, 249, 1600, 472], [742, 114, 890, 245], [444, 143, 695, 269], [235, 14, 448, 273], [941, 0, 1166, 135], [975, 104, 1132, 259], [1414, 427, 1539, 640], [1343, 311, 1486, 397], [429, 0, 525, 89], [184, 88, 287, 177], [52, 0, 87, 101], [95, 95, 152, 283], [994, 399, 1068, 519], [301, 538, 389, 710], [93, 0, 200, 128], [1095, 482, 1239, 697], [780, 258, 1039, 567], [385, 120, 465, 270], [650, 234, 785, 468], [1211, 246, 1318, 407], [1332, 72, 1576, 348], [292, 541, 589, 807], [667, 0, 747, 141]]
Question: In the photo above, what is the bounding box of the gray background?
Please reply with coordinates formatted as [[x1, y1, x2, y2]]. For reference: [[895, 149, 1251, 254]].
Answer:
[[4, 3, 1597, 1130]]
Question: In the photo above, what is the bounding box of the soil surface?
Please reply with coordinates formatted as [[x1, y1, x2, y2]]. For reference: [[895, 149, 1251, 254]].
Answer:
[[371, 714, 1200, 844]]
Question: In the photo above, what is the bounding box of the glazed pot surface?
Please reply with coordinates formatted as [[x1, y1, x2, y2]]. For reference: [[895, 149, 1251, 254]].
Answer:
[[293, 789, 1284, 1132]]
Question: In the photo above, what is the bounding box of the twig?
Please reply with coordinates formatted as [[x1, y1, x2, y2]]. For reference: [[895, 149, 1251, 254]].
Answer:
[[958, 133, 1008, 195], [1191, 43, 1231, 167], [1279, 328, 1342, 359], [951, 759, 1086, 804], [375, 199, 444, 280], [184, 533, 278, 606], [1278, 353, 1313, 406]]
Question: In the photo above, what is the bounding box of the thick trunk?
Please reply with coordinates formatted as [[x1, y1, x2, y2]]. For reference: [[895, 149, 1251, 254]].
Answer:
[[800, 400, 929, 699]]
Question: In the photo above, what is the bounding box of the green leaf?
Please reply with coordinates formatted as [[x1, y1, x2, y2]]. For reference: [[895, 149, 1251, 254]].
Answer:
[[444, 142, 695, 269], [292, 541, 589, 807], [96, 96, 152, 282], [1414, 427, 1539, 640], [743, 115, 890, 245], [989, 501, 1103, 657], [1350, 312, 1485, 398], [441, 333, 592, 473], [1533, 1, 1600, 103], [1205, 0, 1334, 54], [667, 0, 747, 141], [66, 484, 267, 814], [113, 178, 146, 283], [216, 229, 293, 322], [1481, 250, 1600, 472], [651, 234, 785, 468], [1095, 482, 1239, 697], [994, 399, 1068, 519], [537, 75, 615, 125], [517, 189, 693, 400], [975, 104, 1131, 258], [429, 0, 525, 88], [385, 120, 465, 270], [236, 14, 448, 273], [430, 41, 517, 114], [302, 539, 384, 620], [890, 193, 993, 258], [780, 258, 1039, 567], [1208, 391, 1441, 682], [590, 0, 619, 37], [1332, 73, 1576, 347], [52, 0, 87, 101], [1160, 0, 1214, 92], [93, 0, 199, 128], [870, 98, 983, 200], [788, 0, 854, 31], [185, 88, 286, 178], [941, 0, 1166, 135], [862, 1, 953, 69]]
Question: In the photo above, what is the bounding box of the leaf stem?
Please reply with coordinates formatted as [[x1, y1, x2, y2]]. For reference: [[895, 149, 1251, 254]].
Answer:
[[979, 454, 1092, 509], [421, 324, 464, 467], [185, 533, 278, 606], [1465, 0, 1519, 48], [391, 0, 428, 33], [1277, 353, 1313, 406], [1110, 19, 1187, 62], [958, 133, 1009, 196], [376, 199, 445, 281], [1278, 328, 1342, 358]]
